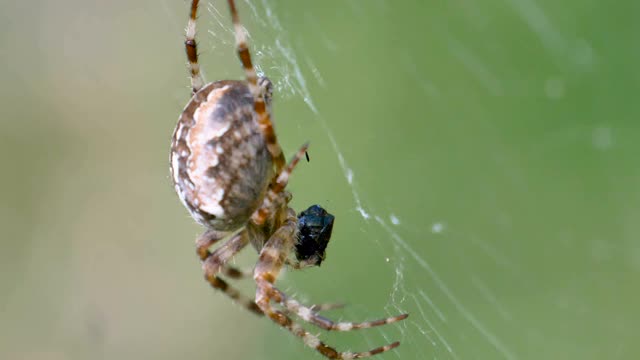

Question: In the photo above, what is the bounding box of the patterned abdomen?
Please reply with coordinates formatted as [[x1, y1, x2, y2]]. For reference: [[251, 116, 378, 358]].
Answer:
[[170, 80, 273, 231]]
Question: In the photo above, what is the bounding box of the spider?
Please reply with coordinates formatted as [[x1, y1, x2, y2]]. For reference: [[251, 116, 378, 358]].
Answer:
[[169, 1, 408, 358]]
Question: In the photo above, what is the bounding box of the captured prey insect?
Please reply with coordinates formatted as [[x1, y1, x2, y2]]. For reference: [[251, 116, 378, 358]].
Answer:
[[169, 0, 408, 358]]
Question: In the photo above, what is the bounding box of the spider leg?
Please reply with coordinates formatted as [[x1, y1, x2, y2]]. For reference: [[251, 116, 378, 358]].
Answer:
[[253, 210, 401, 359], [256, 288, 400, 360], [252, 143, 309, 226], [197, 229, 262, 315], [199, 229, 253, 279], [220, 264, 252, 280], [226, 0, 286, 173], [199, 230, 249, 276], [271, 142, 309, 195], [279, 302, 344, 319], [186, 0, 205, 95], [310, 303, 346, 312], [269, 286, 408, 332]]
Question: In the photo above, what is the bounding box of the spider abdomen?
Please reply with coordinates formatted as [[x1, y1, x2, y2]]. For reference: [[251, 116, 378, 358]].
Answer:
[[171, 80, 272, 231]]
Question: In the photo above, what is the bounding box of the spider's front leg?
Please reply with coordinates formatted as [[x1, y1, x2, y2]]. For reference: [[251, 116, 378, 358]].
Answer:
[[253, 209, 339, 358], [253, 209, 402, 359]]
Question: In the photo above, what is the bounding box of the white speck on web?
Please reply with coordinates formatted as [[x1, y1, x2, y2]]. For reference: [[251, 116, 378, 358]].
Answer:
[[346, 168, 354, 184], [356, 206, 370, 220]]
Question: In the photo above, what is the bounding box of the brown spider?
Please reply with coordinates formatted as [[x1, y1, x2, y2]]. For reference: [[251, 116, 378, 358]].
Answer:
[[169, 1, 408, 358]]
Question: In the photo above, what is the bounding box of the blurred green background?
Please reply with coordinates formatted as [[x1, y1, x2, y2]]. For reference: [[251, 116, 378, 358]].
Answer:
[[1, 0, 638, 359]]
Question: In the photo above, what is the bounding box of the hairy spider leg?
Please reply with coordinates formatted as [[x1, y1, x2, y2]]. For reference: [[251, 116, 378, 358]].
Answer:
[[198, 229, 255, 279], [185, 0, 205, 95], [197, 228, 358, 318], [226, 0, 286, 174], [197, 229, 263, 315], [252, 143, 309, 226], [253, 209, 402, 359], [268, 286, 408, 332]]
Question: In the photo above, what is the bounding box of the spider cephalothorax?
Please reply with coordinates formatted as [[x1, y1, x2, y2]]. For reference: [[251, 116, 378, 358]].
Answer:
[[170, 1, 407, 359]]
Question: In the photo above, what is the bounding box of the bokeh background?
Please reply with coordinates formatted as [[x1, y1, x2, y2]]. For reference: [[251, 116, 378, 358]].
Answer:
[[1, 1, 639, 359]]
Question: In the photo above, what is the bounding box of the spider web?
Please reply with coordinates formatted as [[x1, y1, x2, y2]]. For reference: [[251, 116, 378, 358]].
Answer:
[[182, 1, 515, 359], [0, 1, 631, 360], [161, 1, 632, 360]]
